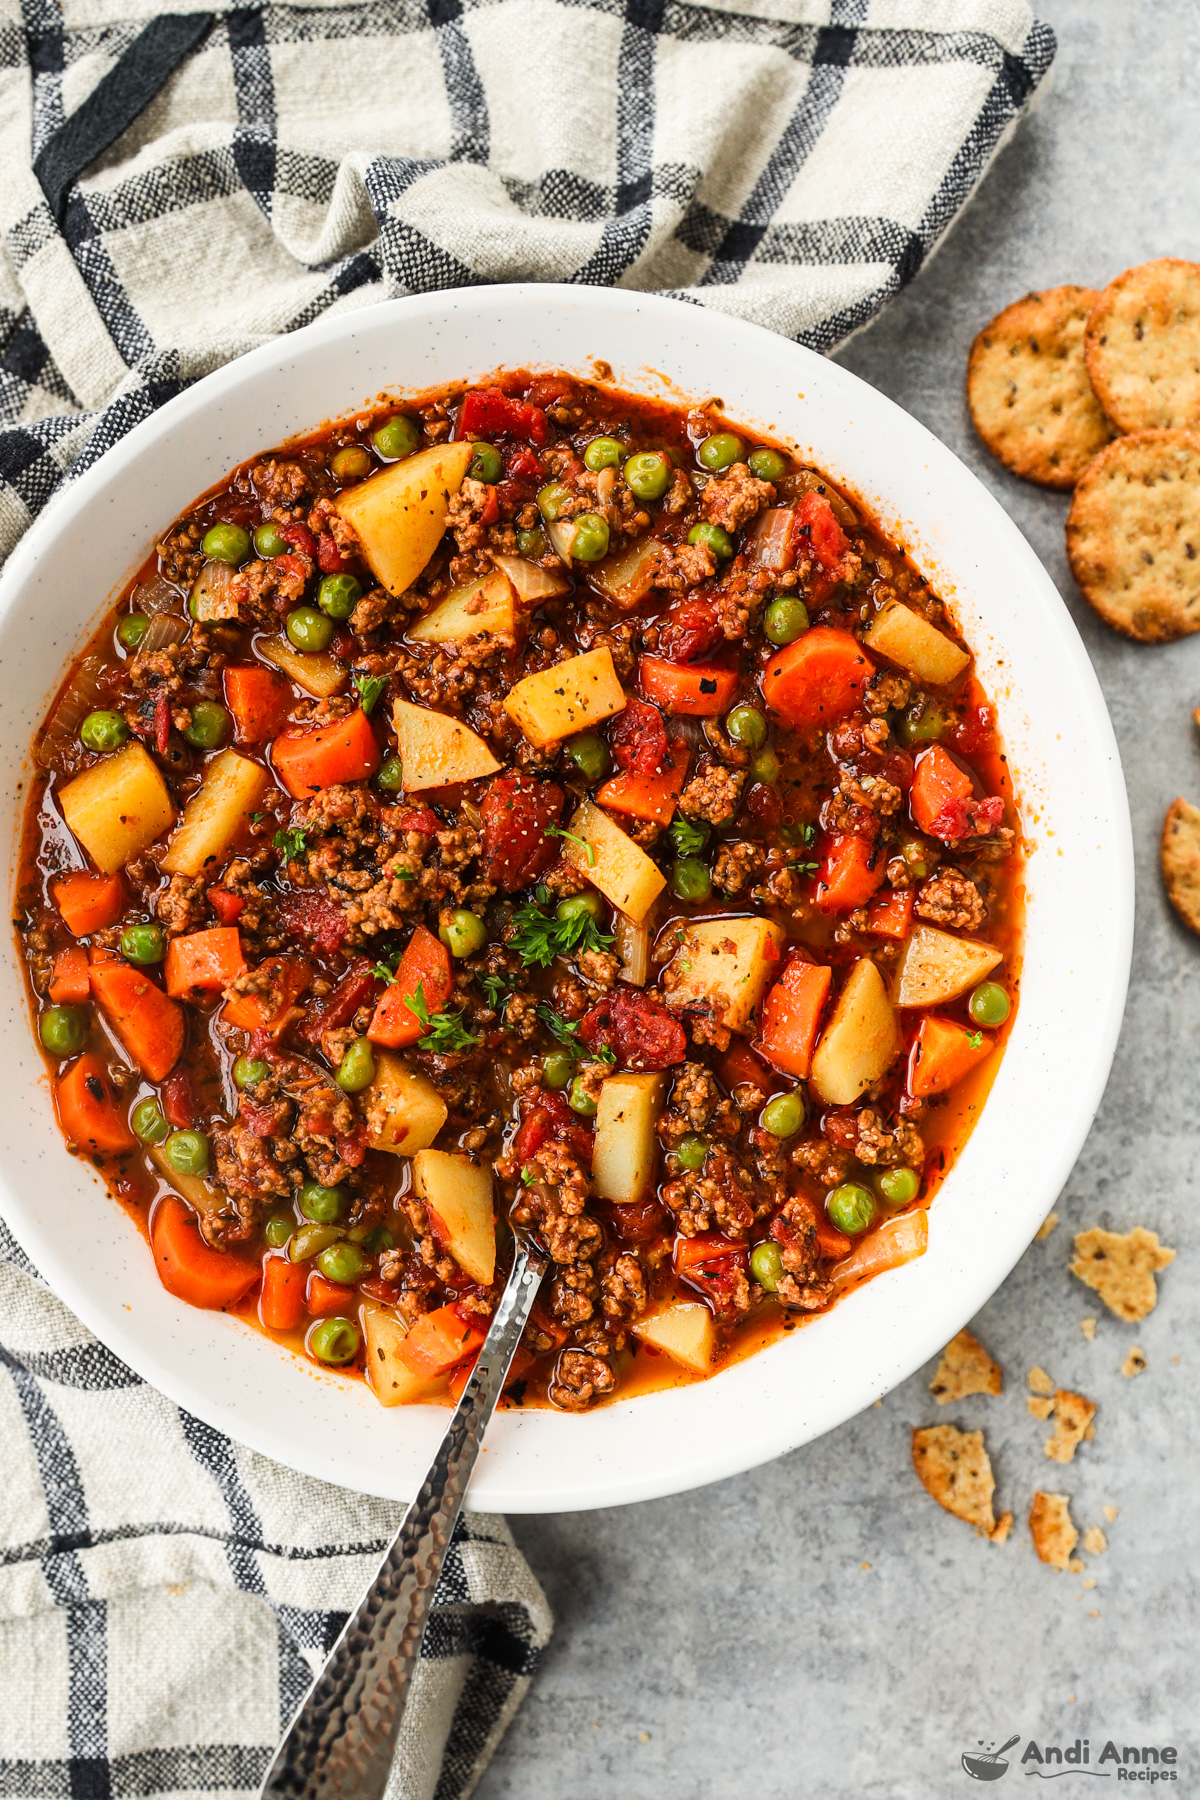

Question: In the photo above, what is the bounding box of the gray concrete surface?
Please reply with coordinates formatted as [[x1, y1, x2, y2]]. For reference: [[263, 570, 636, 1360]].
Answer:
[[476, 5, 1200, 1794]]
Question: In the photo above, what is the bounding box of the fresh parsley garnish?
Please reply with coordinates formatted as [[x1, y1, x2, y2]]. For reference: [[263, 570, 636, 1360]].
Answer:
[[273, 826, 308, 859], [476, 972, 510, 1010], [668, 815, 708, 859], [535, 1005, 581, 1052], [787, 859, 820, 877], [402, 980, 481, 1053], [967, 1029, 984, 1050], [392, 863, 416, 881], [370, 953, 402, 983], [353, 672, 387, 716], [544, 824, 595, 867], [509, 900, 614, 969]]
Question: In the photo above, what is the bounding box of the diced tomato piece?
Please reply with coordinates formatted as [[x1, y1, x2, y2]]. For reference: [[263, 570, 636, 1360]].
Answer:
[[657, 596, 722, 664], [260, 1255, 307, 1331], [948, 703, 996, 758], [368, 924, 452, 1049], [609, 696, 669, 777], [579, 986, 687, 1071], [606, 1198, 669, 1243], [718, 1041, 772, 1093], [160, 1068, 197, 1130], [930, 793, 1006, 843], [760, 627, 873, 736], [274, 892, 348, 955], [317, 532, 350, 574], [278, 521, 318, 559], [504, 445, 542, 480], [459, 388, 548, 445], [673, 1233, 745, 1273], [908, 1015, 994, 1098], [513, 1091, 593, 1168], [866, 887, 914, 938], [207, 887, 246, 926], [816, 833, 886, 912], [299, 957, 385, 1045], [638, 656, 738, 716], [479, 771, 563, 892], [758, 958, 832, 1080], [796, 490, 851, 576]]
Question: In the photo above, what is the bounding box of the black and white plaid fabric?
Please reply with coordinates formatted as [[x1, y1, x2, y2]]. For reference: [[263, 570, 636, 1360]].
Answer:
[[0, 1223, 552, 1799], [0, 0, 1053, 1792]]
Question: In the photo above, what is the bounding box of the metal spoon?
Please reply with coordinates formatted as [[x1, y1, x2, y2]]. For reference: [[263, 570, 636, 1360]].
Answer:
[[258, 1236, 548, 1799]]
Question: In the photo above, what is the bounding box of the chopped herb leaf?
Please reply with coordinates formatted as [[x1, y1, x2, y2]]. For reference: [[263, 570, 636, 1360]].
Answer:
[[520, 1167, 535, 1187], [476, 972, 510, 1010], [392, 863, 416, 881], [668, 815, 708, 859], [273, 826, 308, 859], [353, 672, 387, 716], [545, 824, 596, 868], [787, 859, 820, 877], [402, 981, 481, 1053], [535, 1005, 582, 1053], [509, 900, 614, 969], [967, 1030, 984, 1050]]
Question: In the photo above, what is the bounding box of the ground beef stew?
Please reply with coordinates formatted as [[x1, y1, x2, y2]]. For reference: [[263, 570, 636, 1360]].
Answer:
[[17, 372, 1022, 1412]]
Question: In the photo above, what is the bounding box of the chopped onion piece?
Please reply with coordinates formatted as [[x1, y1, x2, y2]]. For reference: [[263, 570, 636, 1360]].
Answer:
[[35, 656, 106, 767], [614, 908, 652, 987], [133, 572, 181, 614], [189, 559, 238, 622], [140, 614, 189, 654]]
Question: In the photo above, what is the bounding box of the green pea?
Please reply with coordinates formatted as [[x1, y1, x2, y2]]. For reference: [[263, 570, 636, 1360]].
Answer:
[[299, 1179, 345, 1224], [762, 1092, 804, 1138], [439, 909, 488, 959], [372, 415, 420, 461], [468, 441, 502, 483], [898, 703, 948, 748], [751, 748, 781, 785], [827, 1182, 876, 1237], [117, 613, 148, 650], [335, 1037, 376, 1094], [571, 513, 610, 562], [234, 1055, 269, 1090], [568, 1075, 598, 1118], [365, 1224, 395, 1254], [317, 1240, 370, 1284], [748, 447, 788, 483], [688, 520, 734, 561], [163, 1129, 209, 1178], [584, 436, 624, 471], [80, 710, 129, 753], [202, 523, 251, 566], [750, 1239, 784, 1291], [309, 1316, 360, 1365], [253, 522, 289, 558], [131, 1097, 169, 1144], [40, 1006, 86, 1056], [676, 1132, 708, 1171], [285, 606, 335, 653], [725, 704, 767, 750], [697, 432, 744, 473], [120, 923, 165, 965], [543, 1050, 576, 1089], [876, 1166, 920, 1208], [377, 754, 404, 793], [517, 526, 547, 559], [763, 596, 810, 646], [623, 452, 671, 502], [316, 573, 361, 621], [264, 1214, 295, 1248], [537, 482, 571, 522], [671, 858, 712, 903], [969, 981, 1010, 1028], [183, 701, 230, 749], [289, 1222, 340, 1262], [557, 892, 604, 925], [566, 733, 611, 782], [331, 444, 372, 480]]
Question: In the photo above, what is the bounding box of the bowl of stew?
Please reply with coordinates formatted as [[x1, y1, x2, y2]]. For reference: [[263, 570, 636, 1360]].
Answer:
[[0, 287, 1132, 1510]]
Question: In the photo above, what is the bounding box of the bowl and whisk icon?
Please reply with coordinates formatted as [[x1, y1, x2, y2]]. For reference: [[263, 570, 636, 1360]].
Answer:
[[962, 1735, 1021, 1780]]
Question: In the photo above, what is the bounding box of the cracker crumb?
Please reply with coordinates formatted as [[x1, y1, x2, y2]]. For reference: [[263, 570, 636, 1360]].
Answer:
[[1089, 1610, 1099, 1619], [1027, 1394, 1055, 1420], [1045, 1389, 1097, 1464], [1031, 1492, 1079, 1570], [1036, 1211, 1060, 1241], [860, 1561, 871, 1570], [1103, 1506, 1119, 1523], [1028, 1365, 1055, 1396], [1068, 1557, 1086, 1573], [1083, 1527, 1107, 1556], [930, 1328, 1003, 1404], [912, 1425, 1006, 1539], [990, 1511, 1013, 1545], [1122, 1345, 1147, 1378], [1070, 1225, 1175, 1321], [1080, 1317, 1096, 1341], [1083, 1577, 1097, 1590]]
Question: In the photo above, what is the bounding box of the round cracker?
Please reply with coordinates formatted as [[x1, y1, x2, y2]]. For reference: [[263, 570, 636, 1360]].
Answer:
[[967, 286, 1115, 489], [1085, 258, 1200, 431], [1161, 797, 1200, 937], [1065, 429, 1200, 641]]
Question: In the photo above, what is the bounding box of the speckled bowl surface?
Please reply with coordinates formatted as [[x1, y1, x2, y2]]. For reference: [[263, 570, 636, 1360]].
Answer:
[[0, 287, 1133, 1511]]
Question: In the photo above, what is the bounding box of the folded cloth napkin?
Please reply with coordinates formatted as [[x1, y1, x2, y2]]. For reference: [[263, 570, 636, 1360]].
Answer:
[[0, 0, 1053, 1793]]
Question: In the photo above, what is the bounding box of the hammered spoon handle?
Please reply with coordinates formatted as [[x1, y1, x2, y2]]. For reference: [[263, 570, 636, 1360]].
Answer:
[[259, 1238, 548, 1799]]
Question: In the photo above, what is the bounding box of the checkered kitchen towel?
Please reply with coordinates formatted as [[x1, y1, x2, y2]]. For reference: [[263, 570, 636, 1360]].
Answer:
[[0, 0, 1053, 1793]]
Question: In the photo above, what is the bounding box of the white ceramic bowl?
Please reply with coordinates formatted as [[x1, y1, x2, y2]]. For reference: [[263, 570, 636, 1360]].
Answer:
[[0, 287, 1132, 1512]]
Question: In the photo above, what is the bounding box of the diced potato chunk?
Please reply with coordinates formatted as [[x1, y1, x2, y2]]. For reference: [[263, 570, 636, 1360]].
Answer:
[[562, 798, 666, 925], [335, 442, 473, 597], [863, 602, 970, 687], [391, 699, 502, 792], [588, 537, 665, 611], [366, 1051, 447, 1154], [412, 1148, 495, 1286], [161, 750, 270, 878], [257, 634, 346, 698], [362, 1304, 438, 1406], [504, 647, 626, 749], [662, 917, 785, 1036], [633, 1302, 716, 1375], [59, 743, 176, 874], [593, 1072, 668, 1206], [810, 957, 901, 1105], [491, 554, 569, 605], [893, 925, 1003, 1008], [409, 570, 515, 644]]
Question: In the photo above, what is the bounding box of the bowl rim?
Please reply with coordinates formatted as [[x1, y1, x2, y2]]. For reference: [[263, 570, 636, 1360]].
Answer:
[[0, 284, 1134, 1511]]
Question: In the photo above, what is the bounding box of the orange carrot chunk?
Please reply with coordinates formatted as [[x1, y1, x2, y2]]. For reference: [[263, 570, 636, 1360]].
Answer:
[[152, 1198, 259, 1310], [271, 709, 380, 798], [221, 954, 312, 1034], [54, 1054, 135, 1154], [759, 627, 874, 736], [89, 961, 185, 1081], [368, 925, 453, 1049], [52, 871, 126, 937], [49, 944, 91, 1005], [398, 1304, 486, 1380], [164, 927, 246, 998], [909, 744, 973, 836], [223, 664, 294, 744], [596, 743, 689, 823], [907, 1015, 994, 1098], [638, 656, 739, 717], [758, 959, 833, 1080], [816, 833, 886, 912], [260, 1255, 307, 1331], [866, 887, 915, 938], [307, 1273, 356, 1318]]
